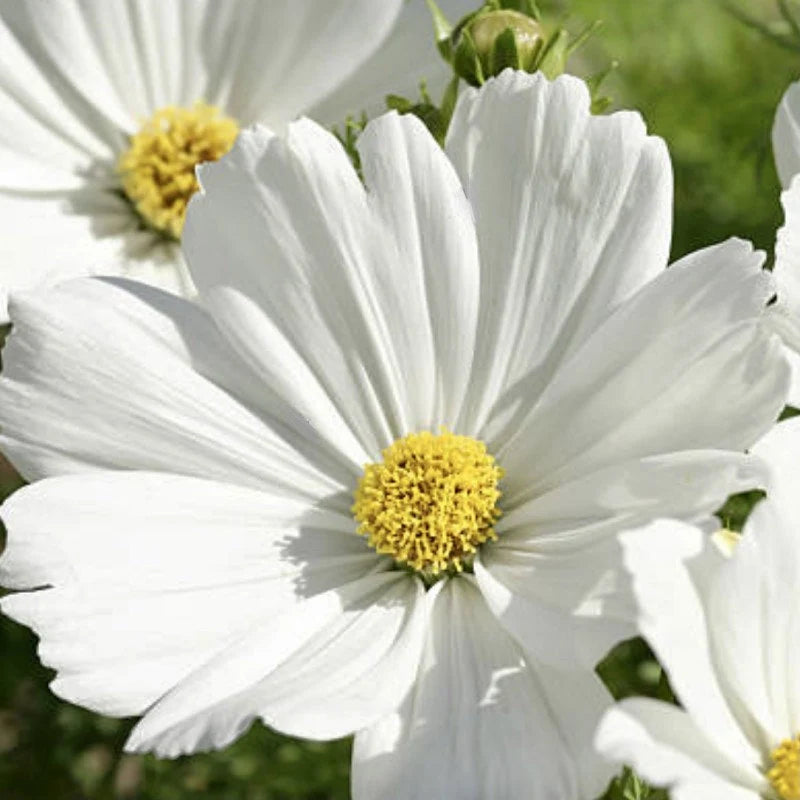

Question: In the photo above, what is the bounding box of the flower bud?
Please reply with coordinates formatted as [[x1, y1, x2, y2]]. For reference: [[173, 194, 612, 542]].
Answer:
[[453, 9, 545, 86]]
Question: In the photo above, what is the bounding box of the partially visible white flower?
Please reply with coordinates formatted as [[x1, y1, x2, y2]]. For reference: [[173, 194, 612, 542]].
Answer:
[[773, 82, 800, 189], [769, 82, 800, 405], [0, 0, 472, 319], [597, 416, 800, 800], [0, 72, 789, 798]]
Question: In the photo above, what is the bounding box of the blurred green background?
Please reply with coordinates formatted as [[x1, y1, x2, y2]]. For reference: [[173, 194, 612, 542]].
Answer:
[[0, 0, 797, 797]]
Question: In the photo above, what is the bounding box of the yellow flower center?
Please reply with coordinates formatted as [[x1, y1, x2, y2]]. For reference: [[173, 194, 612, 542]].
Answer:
[[769, 736, 800, 800], [352, 430, 503, 577], [118, 103, 239, 239]]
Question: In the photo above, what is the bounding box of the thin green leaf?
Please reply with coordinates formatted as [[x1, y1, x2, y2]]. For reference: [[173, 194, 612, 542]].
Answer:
[[567, 18, 603, 55], [536, 27, 568, 78], [586, 59, 619, 95], [425, 0, 454, 60]]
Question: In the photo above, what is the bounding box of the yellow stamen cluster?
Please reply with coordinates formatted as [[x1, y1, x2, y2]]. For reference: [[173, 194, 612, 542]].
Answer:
[[769, 736, 800, 800], [352, 430, 503, 576], [118, 103, 238, 239]]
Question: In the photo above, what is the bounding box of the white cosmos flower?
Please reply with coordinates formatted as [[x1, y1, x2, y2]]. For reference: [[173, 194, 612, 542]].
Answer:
[[596, 416, 800, 800], [0, 71, 789, 799], [773, 83, 800, 188], [0, 0, 475, 320], [769, 81, 800, 405]]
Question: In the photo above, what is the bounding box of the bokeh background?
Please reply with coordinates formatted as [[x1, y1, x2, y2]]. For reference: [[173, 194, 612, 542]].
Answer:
[[0, 0, 796, 797]]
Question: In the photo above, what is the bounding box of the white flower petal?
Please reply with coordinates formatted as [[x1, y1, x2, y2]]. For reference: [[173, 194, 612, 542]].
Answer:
[[499, 239, 787, 496], [0, 1, 125, 186], [103, 240, 195, 298], [619, 522, 761, 767], [0, 189, 193, 322], [773, 80, 800, 188], [445, 71, 672, 438], [0, 0, 219, 131], [670, 784, 759, 800], [125, 572, 426, 756], [203, 0, 402, 127], [498, 450, 765, 542], [781, 345, 800, 408], [0, 278, 347, 496], [774, 176, 800, 322], [476, 529, 636, 670], [480, 431, 768, 673], [206, 107, 481, 445], [0, 471, 379, 717], [0, 144, 91, 192], [481, 451, 763, 669], [186, 116, 480, 452], [690, 422, 800, 751], [533, 659, 617, 799], [596, 699, 766, 797], [0, 0, 410, 306], [702, 499, 800, 749], [351, 577, 614, 800], [0, 0, 406, 139], [309, 0, 476, 125], [754, 414, 800, 501], [186, 124, 403, 458], [200, 286, 376, 472], [769, 175, 800, 405], [697, 426, 800, 745], [606, 477, 800, 793], [0, 191, 116, 319], [356, 111, 480, 428]]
